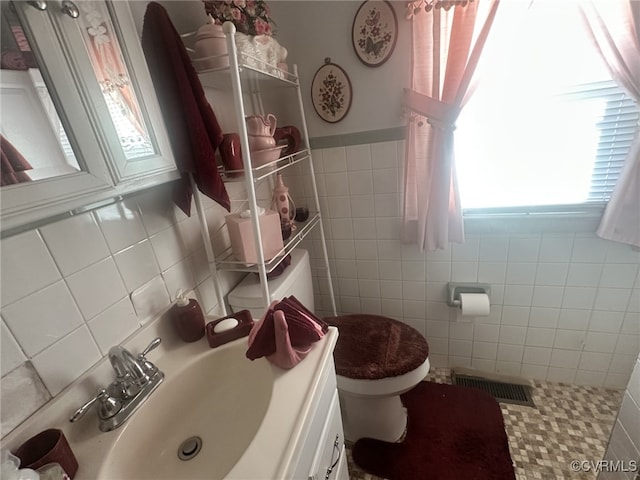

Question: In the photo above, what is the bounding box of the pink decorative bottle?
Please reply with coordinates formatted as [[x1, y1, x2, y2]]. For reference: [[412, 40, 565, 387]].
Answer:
[[272, 173, 295, 228]]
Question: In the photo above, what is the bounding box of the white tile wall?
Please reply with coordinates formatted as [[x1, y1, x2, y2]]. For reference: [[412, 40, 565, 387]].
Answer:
[[0, 363, 50, 437], [0, 181, 254, 437], [5, 138, 633, 433], [66, 257, 128, 320], [599, 354, 640, 480], [290, 140, 640, 390], [40, 214, 110, 276], [0, 320, 25, 376], [30, 326, 102, 396], [2, 281, 84, 357], [0, 230, 61, 307]]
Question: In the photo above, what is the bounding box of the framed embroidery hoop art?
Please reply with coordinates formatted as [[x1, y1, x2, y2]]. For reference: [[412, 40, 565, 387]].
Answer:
[[311, 58, 352, 124], [352, 0, 398, 67]]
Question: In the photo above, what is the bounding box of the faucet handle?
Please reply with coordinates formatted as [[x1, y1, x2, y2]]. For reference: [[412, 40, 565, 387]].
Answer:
[[138, 337, 162, 377], [70, 389, 122, 423], [139, 337, 161, 358]]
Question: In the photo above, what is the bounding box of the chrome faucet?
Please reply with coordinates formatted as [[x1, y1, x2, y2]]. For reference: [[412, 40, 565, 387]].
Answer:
[[70, 338, 164, 432]]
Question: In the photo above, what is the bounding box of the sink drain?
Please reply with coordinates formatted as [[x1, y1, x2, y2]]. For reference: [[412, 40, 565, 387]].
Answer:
[[178, 436, 202, 461]]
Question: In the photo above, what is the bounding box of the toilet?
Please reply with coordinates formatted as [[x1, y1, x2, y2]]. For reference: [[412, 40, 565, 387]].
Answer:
[[228, 248, 430, 443], [227, 248, 313, 319], [325, 314, 430, 442]]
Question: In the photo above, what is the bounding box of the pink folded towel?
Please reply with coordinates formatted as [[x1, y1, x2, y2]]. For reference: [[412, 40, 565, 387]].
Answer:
[[246, 296, 327, 369]]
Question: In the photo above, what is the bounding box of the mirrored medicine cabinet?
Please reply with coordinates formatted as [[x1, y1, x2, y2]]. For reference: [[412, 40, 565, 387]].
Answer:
[[0, 0, 179, 234]]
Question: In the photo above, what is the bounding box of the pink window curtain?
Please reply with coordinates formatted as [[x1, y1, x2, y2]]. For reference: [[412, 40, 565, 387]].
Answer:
[[581, 1, 640, 247], [402, 0, 499, 251]]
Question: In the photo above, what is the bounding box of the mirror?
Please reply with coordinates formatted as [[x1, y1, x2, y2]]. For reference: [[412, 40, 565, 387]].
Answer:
[[73, 0, 156, 162], [1, 2, 80, 185], [0, 0, 178, 234], [1, 0, 160, 188]]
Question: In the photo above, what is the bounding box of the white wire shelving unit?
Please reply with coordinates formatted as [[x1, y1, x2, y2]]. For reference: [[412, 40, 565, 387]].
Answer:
[[184, 21, 337, 317]]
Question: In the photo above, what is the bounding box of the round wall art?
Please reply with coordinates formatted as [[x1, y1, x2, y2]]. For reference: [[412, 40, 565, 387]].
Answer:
[[311, 58, 352, 123], [352, 0, 398, 67]]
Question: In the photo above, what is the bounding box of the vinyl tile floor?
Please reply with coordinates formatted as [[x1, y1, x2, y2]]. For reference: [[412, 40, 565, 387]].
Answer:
[[346, 367, 624, 480]]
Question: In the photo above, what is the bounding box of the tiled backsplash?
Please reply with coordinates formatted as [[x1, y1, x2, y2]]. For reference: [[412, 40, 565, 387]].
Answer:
[[0, 181, 262, 436], [290, 140, 640, 390]]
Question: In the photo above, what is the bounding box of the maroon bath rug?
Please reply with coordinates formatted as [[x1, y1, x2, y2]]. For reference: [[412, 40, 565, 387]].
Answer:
[[352, 382, 515, 480]]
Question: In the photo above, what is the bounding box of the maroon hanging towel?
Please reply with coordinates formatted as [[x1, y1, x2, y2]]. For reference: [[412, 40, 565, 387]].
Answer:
[[1, 135, 33, 186], [141, 2, 229, 215]]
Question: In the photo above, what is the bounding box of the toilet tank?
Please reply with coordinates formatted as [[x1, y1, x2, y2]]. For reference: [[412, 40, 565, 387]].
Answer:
[[227, 249, 314, 319]]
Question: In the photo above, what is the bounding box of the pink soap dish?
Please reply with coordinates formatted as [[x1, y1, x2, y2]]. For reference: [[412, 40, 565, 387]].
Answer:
[[206, 310, 254, 348]]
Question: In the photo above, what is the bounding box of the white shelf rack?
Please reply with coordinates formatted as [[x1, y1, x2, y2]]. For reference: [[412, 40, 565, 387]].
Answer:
[[186, 21, 337, 316]]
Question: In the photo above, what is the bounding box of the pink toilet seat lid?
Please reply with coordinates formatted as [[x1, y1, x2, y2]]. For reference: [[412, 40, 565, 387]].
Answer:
[[324, 314, 429, 380]]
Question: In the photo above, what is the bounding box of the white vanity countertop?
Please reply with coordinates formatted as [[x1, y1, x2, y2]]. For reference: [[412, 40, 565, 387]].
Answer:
[[2, 313, 339, 480]]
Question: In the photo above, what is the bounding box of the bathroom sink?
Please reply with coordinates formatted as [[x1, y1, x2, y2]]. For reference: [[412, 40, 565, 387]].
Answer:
[[96, 342, 273, 480]]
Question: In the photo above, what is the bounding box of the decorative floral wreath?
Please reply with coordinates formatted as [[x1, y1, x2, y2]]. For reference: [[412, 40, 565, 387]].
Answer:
[[202, 1, 275, 36]]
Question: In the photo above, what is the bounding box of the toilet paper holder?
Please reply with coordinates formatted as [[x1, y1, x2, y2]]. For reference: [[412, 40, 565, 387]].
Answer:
[[447, 283, 491, 307]]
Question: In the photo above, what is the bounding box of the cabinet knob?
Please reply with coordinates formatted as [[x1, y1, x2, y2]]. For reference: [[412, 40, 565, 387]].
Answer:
[[27, 1, 48, 11], [61, 0, 79, 18]]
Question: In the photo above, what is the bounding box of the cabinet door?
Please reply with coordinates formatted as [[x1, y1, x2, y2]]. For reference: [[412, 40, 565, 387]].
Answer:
[[309, 390, 347, 480], [1, 1, 177, 232], [47, 1, 176, 182]]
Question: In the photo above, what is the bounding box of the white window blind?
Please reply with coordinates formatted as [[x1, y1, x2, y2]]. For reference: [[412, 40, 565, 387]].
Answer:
[[565, 81, 640, 203]]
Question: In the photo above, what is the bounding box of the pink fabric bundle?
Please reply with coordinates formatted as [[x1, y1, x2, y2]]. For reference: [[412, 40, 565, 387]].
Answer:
[[246, 296, 328, 369]]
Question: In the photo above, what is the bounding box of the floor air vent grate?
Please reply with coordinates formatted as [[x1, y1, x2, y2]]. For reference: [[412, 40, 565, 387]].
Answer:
[[452, 374, 535, 407]]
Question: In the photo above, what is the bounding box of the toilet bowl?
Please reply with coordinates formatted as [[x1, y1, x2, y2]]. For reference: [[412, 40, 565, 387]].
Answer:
[[326, 314, 430, 443], [227, 250, 429, 443]]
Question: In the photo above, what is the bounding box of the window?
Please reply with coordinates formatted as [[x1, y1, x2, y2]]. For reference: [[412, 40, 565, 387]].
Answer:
[[455, 1, 640, 213]]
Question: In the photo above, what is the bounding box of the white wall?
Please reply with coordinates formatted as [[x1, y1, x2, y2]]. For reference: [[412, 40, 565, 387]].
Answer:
[[599, 353, 640, 480], [270, 1, 410, 137], [286, 140, 640, 388]]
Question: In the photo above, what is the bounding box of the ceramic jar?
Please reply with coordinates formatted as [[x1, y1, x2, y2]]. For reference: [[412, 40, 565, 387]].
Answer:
[[193, 21, 228, 71]]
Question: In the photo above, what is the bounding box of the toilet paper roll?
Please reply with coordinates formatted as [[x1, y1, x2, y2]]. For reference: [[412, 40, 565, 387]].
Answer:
[[459, 293, 490, 317]]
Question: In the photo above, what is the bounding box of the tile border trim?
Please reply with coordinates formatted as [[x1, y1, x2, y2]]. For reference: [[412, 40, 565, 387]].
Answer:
[[309, 126, 407, 150]]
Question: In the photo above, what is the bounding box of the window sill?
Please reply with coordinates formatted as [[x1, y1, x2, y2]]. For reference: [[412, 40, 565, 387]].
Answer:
[[462, 204, 605, 235]]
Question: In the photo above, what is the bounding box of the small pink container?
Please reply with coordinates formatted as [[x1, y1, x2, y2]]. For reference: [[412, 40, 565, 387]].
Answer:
[[226, 208, 284, 264]]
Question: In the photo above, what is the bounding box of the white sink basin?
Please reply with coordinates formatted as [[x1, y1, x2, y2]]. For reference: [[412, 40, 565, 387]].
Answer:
[[3, 318, 339, 480], [97, 342, 273, 480]]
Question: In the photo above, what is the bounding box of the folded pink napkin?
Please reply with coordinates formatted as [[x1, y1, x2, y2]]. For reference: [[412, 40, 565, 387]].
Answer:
[[246, 296, 327, 369]]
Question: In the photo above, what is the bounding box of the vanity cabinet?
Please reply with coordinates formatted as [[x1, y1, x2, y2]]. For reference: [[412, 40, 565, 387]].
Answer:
[[1, 1, 178, 233], [290, 357, 349, 480]]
